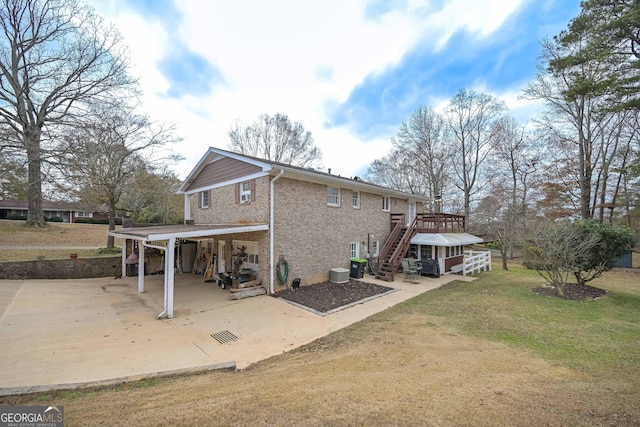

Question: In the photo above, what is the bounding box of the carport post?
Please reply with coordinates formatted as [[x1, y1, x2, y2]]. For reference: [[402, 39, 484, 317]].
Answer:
[[166, 237, 176, 318], [138, 244, 145, 293], [121, 241, 127, 278]]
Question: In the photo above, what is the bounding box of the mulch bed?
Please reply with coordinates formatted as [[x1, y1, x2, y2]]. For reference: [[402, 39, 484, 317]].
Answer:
[[532, 282, 608, 301], [275, 279, 394, 314]]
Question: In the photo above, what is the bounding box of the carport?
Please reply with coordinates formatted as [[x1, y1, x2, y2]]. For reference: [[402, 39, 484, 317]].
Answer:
[[109, 223, 268, 318]]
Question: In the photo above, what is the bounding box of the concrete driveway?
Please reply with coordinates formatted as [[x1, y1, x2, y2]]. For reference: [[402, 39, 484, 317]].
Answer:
[[0, 273, 471, 394]]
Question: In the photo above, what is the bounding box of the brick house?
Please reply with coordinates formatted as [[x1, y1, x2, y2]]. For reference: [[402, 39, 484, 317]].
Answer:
[[180, 147, 426, 290], [110, 147, 426, 318]]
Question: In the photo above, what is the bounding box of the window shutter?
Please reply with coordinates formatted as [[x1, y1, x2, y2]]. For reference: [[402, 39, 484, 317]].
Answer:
[[251, 179, 256, 202], [235, 183, 240, 204]]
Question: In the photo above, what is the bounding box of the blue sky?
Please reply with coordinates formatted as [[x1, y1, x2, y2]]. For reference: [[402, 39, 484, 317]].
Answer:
[[92, 0, 581, 178]]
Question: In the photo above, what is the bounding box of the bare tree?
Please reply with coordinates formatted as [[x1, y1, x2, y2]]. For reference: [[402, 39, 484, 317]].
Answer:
[[56, 103, 180, 248], [0, 124, 28, 199], [393, 106, 454, 211], [0, 0, 136, 227], [365, 149, 425, 195], [228, 113, 323, 168], [491, 117, 541, 264], [445, 89, 506, 219]]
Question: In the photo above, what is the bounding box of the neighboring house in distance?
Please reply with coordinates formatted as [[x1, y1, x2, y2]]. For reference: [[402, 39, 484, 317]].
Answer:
[[0, 200, 109, 223]]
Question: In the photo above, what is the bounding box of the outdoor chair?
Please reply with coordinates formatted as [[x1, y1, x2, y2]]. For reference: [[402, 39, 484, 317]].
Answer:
[[401, 259, 418, 283], [407, 257, 422, 272]]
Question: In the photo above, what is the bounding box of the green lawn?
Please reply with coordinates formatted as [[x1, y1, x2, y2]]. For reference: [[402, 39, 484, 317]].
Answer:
[[393, 264, 640, 376]]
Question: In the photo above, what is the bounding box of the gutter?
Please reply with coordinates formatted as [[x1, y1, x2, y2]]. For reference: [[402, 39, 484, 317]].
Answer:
[[269, 169, 284, 294]]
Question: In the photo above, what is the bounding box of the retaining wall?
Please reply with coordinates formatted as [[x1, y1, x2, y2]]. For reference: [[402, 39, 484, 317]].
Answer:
[[0, 257, 121, 280]]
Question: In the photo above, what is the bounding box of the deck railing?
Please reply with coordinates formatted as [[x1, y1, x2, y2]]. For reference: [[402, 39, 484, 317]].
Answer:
[[415, 212, 466, 233]]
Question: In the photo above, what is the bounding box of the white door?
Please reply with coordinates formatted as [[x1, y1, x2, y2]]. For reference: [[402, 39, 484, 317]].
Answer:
[[407, 201, 416, 225], [217, 240, 226, 273]]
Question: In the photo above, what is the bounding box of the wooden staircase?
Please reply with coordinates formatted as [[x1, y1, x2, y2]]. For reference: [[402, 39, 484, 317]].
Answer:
[[375, 214, 418, 281]]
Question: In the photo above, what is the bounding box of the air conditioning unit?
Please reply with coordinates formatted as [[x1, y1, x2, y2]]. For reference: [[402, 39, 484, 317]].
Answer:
[[329, 267, 350, 283]]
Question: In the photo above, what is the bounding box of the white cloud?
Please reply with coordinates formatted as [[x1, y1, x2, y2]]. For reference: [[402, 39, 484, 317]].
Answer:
[[92, 0, 540, 179]]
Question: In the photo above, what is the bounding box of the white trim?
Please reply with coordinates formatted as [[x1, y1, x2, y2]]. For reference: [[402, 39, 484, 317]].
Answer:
[[270, 169, 285, 294], [185, 171, 269, 195], [138, 244, 145, 292], [109, 224, 269, 242], [183, 194, 191, 221]]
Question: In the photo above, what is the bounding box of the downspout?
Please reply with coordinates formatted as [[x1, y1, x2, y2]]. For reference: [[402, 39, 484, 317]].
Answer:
[[269, 169, 284, 294]]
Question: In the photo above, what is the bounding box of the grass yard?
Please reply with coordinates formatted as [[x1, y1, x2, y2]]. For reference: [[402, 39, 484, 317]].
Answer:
[[0, 220, 121, 261], [1, 264, 639, 426]]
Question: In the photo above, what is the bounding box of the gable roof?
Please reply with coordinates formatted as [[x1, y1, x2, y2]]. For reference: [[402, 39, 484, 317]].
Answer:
[[178, 147, 427, 202]]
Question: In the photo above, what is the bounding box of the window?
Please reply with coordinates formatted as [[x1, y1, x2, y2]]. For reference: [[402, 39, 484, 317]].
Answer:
[[327, 187, 340, 206], [421, 245, 433, 260], [200, 191, 209, 208], [76, 211, 92, 218], [240, 181, 251, 204], [349, 242, 360, 259], [352, 191, 360, 209], [382, 196, 390, 212]]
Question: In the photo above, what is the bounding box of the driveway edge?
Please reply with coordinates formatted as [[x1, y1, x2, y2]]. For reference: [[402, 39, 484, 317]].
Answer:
[[0, 361, 236, 397]]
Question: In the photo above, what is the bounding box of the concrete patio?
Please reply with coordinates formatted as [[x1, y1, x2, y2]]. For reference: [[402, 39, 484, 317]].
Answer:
[[0, 272, 472, 395]]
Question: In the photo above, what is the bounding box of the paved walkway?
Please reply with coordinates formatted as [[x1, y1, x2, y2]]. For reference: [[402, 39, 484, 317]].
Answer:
[[0, 273, 473, 395]]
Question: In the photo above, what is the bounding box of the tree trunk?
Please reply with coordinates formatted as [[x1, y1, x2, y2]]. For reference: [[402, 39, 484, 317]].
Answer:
[[107, 202, 117, 248], [501, 247, 508, 270], [25, 131, 46, 227]]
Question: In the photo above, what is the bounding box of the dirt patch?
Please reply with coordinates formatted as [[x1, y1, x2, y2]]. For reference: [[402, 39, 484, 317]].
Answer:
[[532, 282, 608, 301], [275, 279, 394, 313]]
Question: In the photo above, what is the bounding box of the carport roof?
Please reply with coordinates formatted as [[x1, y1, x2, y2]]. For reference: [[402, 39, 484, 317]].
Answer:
[[411, 233, 484, 246], [109, 223, 269, 242]]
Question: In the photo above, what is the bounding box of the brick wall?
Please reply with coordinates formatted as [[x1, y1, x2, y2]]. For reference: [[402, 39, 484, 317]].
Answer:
[[272, 178, 392, 288], [185, 173, 418, 290], [0, 257, 121, 280]]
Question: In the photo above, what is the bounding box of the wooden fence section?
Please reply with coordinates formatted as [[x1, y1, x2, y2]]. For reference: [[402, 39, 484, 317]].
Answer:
[[462, 250, 492, 276]]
